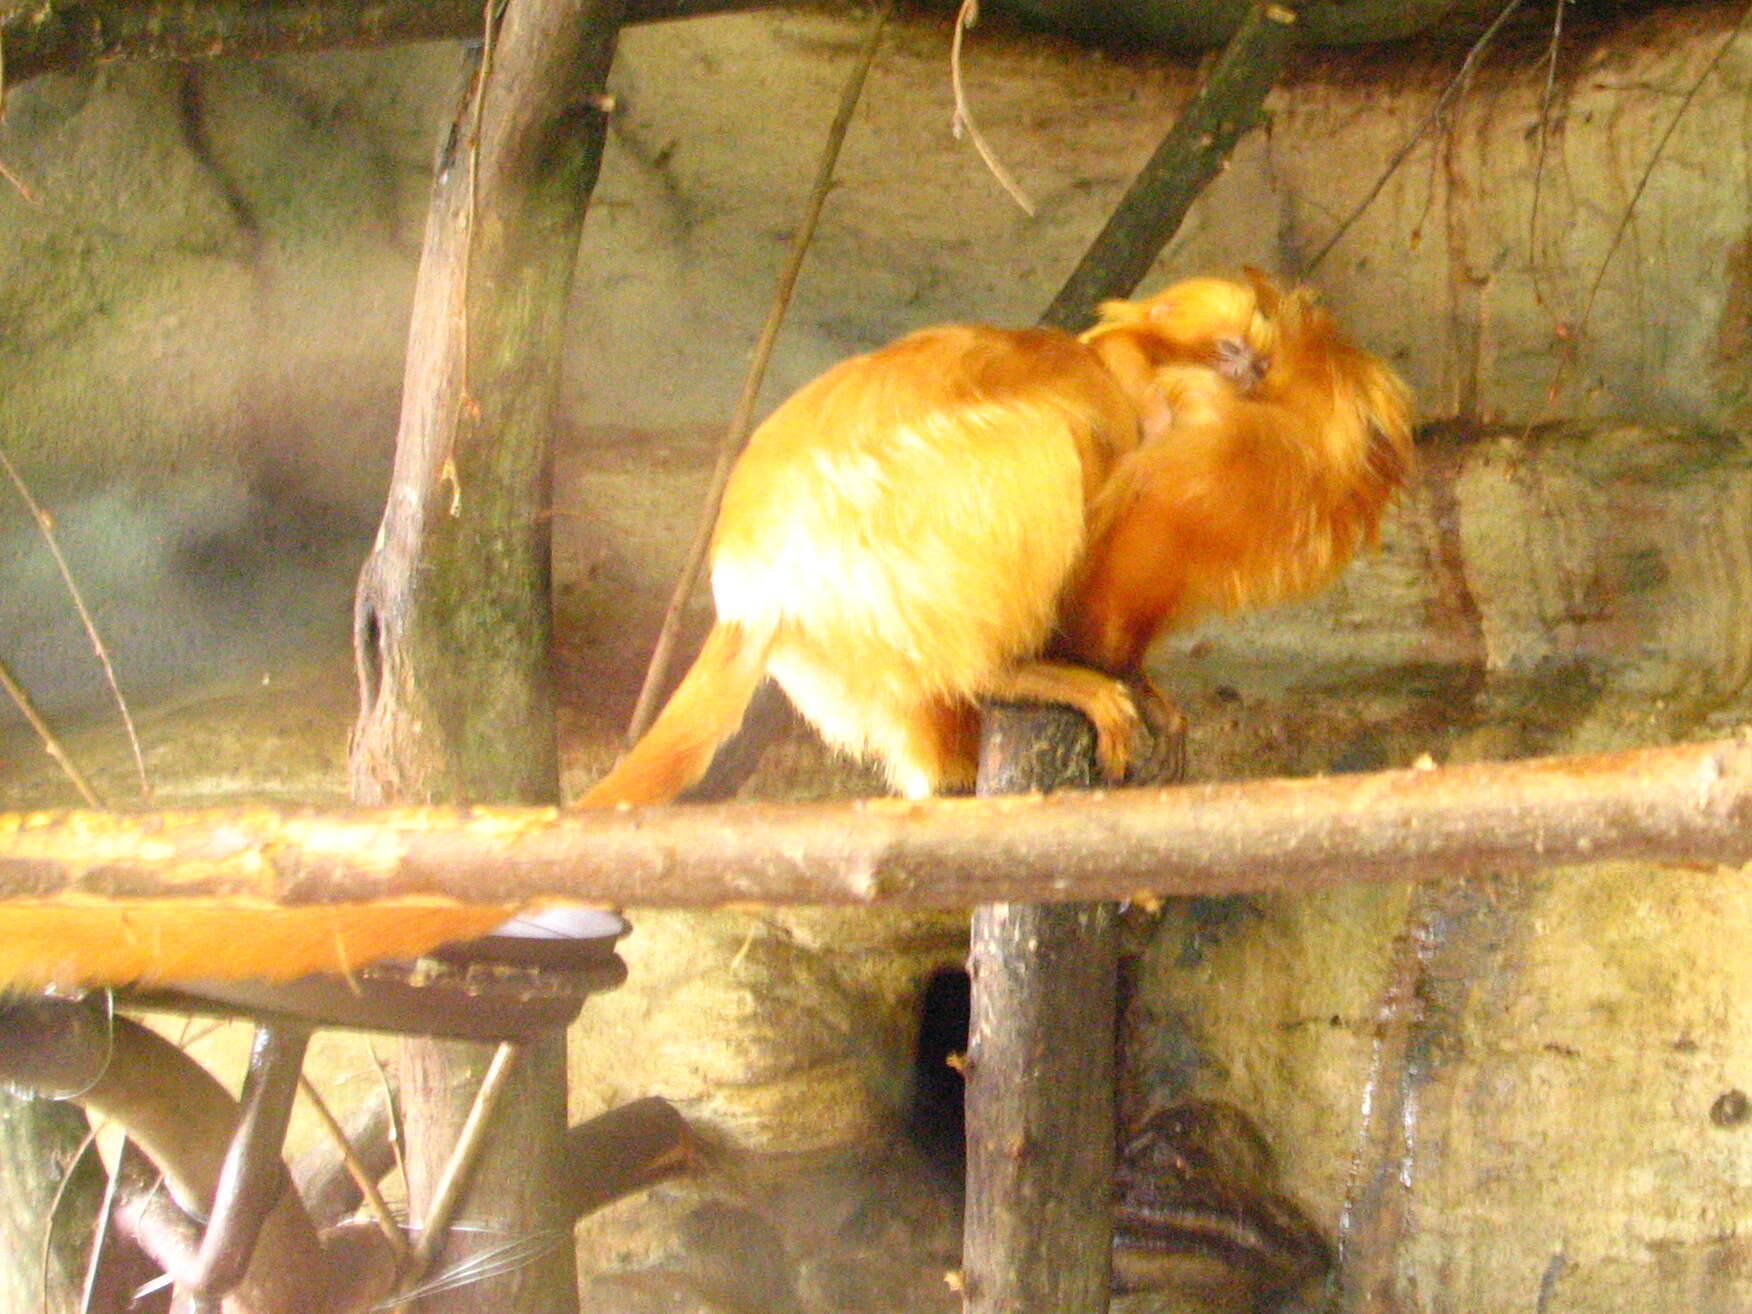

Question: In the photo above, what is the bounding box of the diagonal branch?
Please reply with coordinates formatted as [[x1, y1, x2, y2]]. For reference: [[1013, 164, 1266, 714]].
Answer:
[[1040, 0, 1301, 331]]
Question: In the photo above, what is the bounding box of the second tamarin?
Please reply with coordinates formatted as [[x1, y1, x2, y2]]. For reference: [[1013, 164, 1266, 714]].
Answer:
[[582, 272, 1413, 804]]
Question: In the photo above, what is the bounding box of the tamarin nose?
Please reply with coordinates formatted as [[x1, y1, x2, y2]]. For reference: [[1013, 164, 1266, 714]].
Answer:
[[1214, 337, 1268, 391]]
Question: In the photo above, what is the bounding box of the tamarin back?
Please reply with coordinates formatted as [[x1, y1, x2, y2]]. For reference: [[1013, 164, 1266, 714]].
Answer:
[[585, 273, 1412, 805], [586, 325, 1144, 802]]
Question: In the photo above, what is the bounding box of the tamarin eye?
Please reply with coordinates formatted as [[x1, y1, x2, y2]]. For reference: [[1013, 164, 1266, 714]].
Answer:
[[1214, 337, 1268, 392]]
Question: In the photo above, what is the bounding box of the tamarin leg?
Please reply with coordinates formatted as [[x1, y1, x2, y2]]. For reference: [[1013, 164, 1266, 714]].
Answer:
[[887, 700, 983, 798]]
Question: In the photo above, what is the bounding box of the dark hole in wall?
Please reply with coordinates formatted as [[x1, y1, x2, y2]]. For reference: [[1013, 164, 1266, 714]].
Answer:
[[907, 967, 969, 1181]]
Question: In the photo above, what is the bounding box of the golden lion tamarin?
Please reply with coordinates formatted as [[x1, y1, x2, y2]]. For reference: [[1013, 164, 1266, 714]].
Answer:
[[0, 275, 1409, 990], [584, 272, 1412, 804]]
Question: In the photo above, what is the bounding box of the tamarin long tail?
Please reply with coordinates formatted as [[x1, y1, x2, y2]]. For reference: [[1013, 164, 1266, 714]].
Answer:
[[580, 618, 777, 806]]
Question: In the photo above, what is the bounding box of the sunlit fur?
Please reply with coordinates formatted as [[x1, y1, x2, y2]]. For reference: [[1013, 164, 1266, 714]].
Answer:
[[583, 273, 1412, 805], [583, 326, 1139, 801]]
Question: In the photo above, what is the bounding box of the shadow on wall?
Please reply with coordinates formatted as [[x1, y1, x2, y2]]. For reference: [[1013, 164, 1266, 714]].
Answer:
[[0, 466, 377, 726]]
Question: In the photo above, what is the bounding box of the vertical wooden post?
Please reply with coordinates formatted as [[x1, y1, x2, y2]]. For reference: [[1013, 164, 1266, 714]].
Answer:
[[347, 2, 624, 1311], [962, 701, 1119, 1314], [969, 27, 1296, 1286]]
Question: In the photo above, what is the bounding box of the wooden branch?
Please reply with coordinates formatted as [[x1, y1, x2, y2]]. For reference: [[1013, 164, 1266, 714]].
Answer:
[[1, 0, 800, 90], [0, 1002, 329, 1314], [558, 1096, 691, 1223], [293, 1084, 401, 1234], [191, 1023, 313, 1304], [1039, 0, 1302, 331], [6, 737, 1751, 911]]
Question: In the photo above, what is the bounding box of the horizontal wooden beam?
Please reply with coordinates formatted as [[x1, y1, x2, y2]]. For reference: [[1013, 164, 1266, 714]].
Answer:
[[4, 735, 1751, 910]]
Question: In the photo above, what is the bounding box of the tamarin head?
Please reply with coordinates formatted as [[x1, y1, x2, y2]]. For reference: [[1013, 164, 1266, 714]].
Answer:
[[1083, 275, 1277, 393], [1087, 271, 1413, 494], [1243, 271, 1415, 494]]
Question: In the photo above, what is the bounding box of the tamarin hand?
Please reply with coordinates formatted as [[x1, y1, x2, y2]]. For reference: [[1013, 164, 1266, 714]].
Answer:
[[583, 273, 1412, 805]]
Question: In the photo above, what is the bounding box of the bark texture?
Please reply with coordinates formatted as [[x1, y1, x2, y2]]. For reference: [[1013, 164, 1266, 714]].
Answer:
[[963, 701, 1118, 1314], [344, 2, 624, 1312], [7, 736, 1752, 918]]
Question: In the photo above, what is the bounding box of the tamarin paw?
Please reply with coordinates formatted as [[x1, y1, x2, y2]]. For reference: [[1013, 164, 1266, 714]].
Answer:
[[1083, 679, 1142, 784]]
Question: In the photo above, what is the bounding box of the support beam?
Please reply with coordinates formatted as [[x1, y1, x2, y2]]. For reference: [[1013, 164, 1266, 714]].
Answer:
[[2, 735, 1751, 912], [963, 702, 1122, 1314]]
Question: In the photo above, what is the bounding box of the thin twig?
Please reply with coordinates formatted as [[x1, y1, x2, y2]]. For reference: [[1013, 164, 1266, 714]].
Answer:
[[1527, 0, 1567, 313], [297, 1074, 411, 1266], [74, 1129, 124, 1314], [624, 0, 893, 743], [0, 155, 35, 204], [949, 0, 1034, 215], [0, 30, 38, 207], [172, 1017, 226, 1052], [363, 1039, 408, 1217], [39, 1117, 101, 1314], [1574, 9, 1749, 340], [1525, 0, 1752, 426], [404, 1042, 521, 1284], [1307, 0, 1527, 274], [0, 653, 102, 807], [0, 447, 148, 800]]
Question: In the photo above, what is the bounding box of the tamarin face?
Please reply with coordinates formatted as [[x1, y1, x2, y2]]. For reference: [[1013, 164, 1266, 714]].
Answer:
[[1214, 333, 1269, 391], [1097, 276, 1277, 384]]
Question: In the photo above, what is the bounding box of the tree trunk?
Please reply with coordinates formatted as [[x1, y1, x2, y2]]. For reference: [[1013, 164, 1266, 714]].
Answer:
[[348, 2, 624, 1312]]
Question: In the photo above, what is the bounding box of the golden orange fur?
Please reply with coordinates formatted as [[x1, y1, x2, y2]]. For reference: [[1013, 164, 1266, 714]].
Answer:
[[585, 272, 1413, 804], [0, 898, 513, 991], [1060, 272, 1412, 672]]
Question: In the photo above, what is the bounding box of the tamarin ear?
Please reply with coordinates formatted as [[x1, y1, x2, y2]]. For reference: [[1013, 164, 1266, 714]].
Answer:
[[1241, 266, 1278, 310]]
